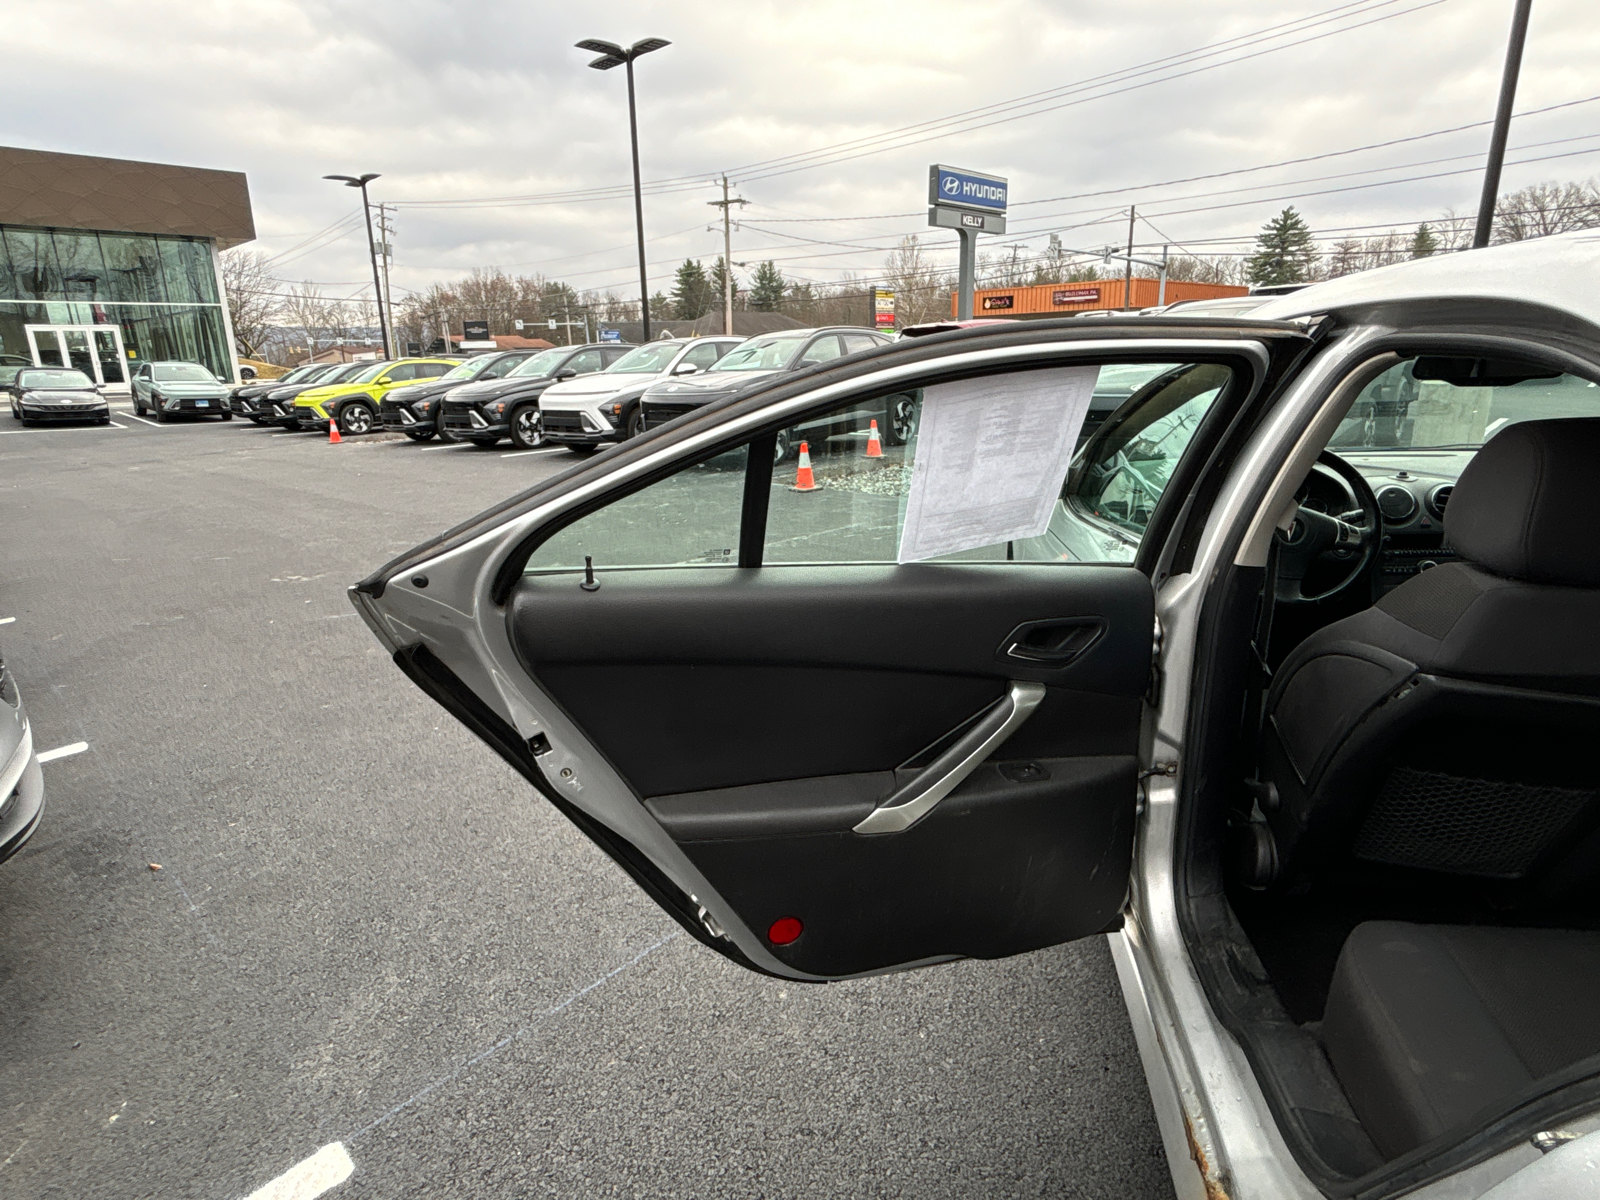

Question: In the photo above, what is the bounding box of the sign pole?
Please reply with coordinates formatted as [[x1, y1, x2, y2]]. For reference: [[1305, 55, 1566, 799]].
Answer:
[[957, 228, 978, 320]]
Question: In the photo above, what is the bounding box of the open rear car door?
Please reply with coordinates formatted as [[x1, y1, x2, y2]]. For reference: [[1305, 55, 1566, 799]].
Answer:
[[351, 324, 1311, 980]]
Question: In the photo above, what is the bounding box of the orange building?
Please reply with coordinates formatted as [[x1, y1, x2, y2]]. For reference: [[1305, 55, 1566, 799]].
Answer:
[[954, 277, 1249, 317]]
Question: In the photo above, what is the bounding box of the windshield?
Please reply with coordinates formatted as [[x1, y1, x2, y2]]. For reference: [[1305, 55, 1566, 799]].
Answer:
[[153, 363, 217, 383], [605, 342, 682, 374], [1329, 360, 1600, 453], [0, 364, 26, 385], [276, 365, 317, 385], [20, 368, 94, 389], [712, 336, 807, 372], [508, 349, 571, 378]]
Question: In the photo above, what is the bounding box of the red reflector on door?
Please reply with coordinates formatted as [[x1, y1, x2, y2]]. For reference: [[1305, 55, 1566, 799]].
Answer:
[[768, 917, 803, 945]]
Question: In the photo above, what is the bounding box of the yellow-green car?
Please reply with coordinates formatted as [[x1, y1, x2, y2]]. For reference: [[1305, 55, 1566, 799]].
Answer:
[[292, 357, 461, 435]]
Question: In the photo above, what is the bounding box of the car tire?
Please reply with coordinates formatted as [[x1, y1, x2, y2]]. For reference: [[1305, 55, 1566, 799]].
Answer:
[[569, 444, 599, 455], [132, 395, 144, 416], [283, 417, 301, 432], [885, 393, 915, 446], [154, 406, 167, 424], [468, 437, 499, 448], [221, 409, 233, 421], [508, 405, 543, 449], [403, 429, 435, 442], [626, 408, 645, 439], [773, 429, 794, 463], [436, 420, 460, 444], [339, 402, 375, 436]]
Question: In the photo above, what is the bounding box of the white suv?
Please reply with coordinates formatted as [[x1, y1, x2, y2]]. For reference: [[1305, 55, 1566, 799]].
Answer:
[[539, 336, 744, 450]]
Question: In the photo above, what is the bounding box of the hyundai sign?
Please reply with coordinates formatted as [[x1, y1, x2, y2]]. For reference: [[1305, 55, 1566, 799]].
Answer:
[[929, 165, 1008, 214]]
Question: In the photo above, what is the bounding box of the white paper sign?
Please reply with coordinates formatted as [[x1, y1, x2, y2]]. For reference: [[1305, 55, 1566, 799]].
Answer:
[[897, 365, 1099, 564]]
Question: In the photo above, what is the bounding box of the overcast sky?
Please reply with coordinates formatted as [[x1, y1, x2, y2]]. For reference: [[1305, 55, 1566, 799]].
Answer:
[[7, 0, 1598, 305]]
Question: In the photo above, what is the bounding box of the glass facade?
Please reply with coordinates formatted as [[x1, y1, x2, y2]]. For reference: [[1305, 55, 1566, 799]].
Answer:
[[0, 224, 230, 380]]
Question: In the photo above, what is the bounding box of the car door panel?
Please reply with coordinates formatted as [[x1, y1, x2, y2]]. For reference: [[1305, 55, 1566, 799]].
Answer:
[[508, 562, 1151, 976]]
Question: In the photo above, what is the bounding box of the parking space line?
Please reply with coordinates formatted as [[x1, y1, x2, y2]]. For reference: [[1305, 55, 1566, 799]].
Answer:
[[37, 741, 88, 763], [126, 413, 160, 427], [502, 447, 571, 458], [347, 931, 679, 1141], [242, 1142, 354, 1200], [0, 617, 14, 625]]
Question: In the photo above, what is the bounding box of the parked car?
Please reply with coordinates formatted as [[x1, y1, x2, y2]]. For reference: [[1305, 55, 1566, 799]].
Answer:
[[351, 231, 1600, 1200], [131, 361, 231, 422], [0, 641, 44, 867], [380, 350, 543, 443], [637, 327, 896, 455], [5, 367, 109, 425], [293, 357, 461, 435], [260, 361, 378, 429], [540, 336, 744, 450], [439, 342, 634, 449], [229, 363, 337, 422]]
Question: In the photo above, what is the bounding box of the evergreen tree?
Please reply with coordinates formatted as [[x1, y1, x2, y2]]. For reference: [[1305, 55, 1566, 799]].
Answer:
[[670, 259, 713, 320], [1410, 223, 1439, 258], [749, 261, 785, 311], [709, 257, 738, 312], [1246, 206, 1319, 286], [648, 290, 672, 321]]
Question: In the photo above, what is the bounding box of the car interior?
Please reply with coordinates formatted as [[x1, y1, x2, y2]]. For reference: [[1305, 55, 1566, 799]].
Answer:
[[1186, 348, 1600, 1188]]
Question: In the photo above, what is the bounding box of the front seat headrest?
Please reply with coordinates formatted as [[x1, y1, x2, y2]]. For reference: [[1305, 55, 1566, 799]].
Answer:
[[1446, 416, 1600, 587]]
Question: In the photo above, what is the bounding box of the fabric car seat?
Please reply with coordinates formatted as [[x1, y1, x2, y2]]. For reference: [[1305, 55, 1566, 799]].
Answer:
[[1256, 417, 1600, 888]]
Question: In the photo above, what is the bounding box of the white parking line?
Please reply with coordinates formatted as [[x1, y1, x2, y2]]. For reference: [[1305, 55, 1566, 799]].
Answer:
[[242, 1142, 354, 1200], [126, 413, 160, 427], [0, 617, 14, 625], [500, 447, 571, 458], [37, 741, 88, 763]]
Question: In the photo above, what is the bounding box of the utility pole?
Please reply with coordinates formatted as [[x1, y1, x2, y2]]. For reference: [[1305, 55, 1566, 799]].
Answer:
[[1123, 206, 1137, 310], [322, 173, 391, 357], [1473, 0, 1534, 249], [376, 203, 396, 351], [707, 175, 749, 336]]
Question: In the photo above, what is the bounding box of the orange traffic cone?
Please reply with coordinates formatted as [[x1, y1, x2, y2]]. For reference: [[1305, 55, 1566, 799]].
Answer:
[[328, 415, 342, 444], [865, 419, 883, 458], [793, 441, 816, 491]]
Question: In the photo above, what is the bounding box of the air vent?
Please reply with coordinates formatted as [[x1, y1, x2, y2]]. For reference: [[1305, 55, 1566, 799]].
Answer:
[[1376, 484, 1418, 523], [1429, 484, 1454, 518]]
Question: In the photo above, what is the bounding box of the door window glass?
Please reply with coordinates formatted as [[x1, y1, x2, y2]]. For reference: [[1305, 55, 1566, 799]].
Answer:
[[680, 342, 725, 372], [523, 360, 1233, 575], [524, 447, 749, 572], [842, 333, 880, 354], [565, 350, 603, 374], [799, 335, 844, 365], [415, 362, 451, 379], [384, 364, 418, 383]]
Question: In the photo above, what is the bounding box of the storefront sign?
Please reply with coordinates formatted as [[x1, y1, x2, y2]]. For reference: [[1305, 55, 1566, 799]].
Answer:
[[981, 295, 1015, 310], [873, 288, 896, 327], [1052, 288, 1101, 305]]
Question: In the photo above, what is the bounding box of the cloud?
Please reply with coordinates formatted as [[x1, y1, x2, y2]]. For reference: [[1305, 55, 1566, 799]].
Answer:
[[5, 0, 1598, 297]]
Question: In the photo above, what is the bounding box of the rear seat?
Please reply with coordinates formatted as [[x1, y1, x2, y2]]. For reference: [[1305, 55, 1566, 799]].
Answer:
[[1321, 921, 1600, 1158]]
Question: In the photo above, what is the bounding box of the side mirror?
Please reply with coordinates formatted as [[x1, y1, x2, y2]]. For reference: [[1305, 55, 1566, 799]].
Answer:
[[555, 368, 577, 381], [672, 362, 700, 376]]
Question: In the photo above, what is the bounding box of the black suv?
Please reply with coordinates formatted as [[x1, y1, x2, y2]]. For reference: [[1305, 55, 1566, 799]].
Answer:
[[229, 363, 336, 422], [439, 343, 632, 449], [380, 350, 541, 443]]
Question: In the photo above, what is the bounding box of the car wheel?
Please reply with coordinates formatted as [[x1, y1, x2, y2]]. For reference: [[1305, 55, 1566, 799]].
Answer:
[[626, 408, 645, 439], [339, 402, 375, 436], [221, 409, 233, 421], [437, 420, 461, 444], [772, 429, 794, 463], [154, 406, 168, 424], [508, 405, 543, 449], [132, 395, 143, 416], [283, 417, 301, 432], [885, 393, 915, 445], [403, 429, 435, 442]]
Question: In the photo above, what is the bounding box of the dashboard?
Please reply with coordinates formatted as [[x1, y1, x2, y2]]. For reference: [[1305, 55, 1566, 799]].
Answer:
[[1313, 449, 1473, 592]]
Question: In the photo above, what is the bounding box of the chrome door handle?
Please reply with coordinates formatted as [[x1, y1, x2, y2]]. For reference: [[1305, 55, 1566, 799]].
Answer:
[[853, 681, 1047, 835]]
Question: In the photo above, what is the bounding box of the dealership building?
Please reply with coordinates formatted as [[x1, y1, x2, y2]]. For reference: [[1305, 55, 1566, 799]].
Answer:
[[0, 145, 253, 387]]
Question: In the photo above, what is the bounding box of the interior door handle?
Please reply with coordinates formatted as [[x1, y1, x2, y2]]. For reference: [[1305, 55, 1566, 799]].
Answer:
[[853, 681, 1047, 835], [998, 617, 1105, 665]]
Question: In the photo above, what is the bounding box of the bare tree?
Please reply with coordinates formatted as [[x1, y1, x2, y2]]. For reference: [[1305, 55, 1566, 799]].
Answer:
[[881, 235, 952, 325], [220, 249, 280, 360], [279, 282, 334, 364], [1493, 179, 1600, 242], [1146, 254, 1246, 286]]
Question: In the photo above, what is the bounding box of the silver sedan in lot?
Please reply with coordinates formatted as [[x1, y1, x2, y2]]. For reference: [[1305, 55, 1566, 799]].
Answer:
[[353, 231, 1600, 1199], [0, 644, 44, 866]]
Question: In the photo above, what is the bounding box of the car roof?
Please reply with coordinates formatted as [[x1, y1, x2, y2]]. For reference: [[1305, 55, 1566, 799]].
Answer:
[[1252, 230, 1600, 327]]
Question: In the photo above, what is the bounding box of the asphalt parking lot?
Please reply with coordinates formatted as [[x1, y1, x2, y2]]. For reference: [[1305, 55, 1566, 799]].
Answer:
[[0, 401, 1174, 1200]]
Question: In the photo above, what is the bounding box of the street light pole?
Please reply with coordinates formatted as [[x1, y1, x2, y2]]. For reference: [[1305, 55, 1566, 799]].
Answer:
[[323, 173, 391, 357], [576, 37, 671, 342], [1473, 0, 1534, 250]]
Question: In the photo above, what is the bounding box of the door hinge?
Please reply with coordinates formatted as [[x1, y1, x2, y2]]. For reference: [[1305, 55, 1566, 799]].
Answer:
[[690, 895, 727, 941]]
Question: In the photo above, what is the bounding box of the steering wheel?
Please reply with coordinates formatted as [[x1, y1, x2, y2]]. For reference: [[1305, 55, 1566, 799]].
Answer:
[[1275, 450, 1381, 604]]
